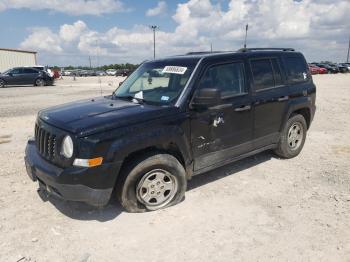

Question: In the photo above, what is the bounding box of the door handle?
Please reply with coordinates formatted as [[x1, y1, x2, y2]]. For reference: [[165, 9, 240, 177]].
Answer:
[[277, 96, 289, 102], [234, 105, 251, 112]]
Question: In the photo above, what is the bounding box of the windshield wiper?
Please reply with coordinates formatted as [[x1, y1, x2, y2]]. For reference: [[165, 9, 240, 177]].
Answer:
[[114, 95, 144, 104]]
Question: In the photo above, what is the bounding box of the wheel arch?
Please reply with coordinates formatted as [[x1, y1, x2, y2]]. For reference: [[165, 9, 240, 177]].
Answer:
[[107, 127, 193, 186], [281, 98, 312, 131], [292, 107, 311, 128]]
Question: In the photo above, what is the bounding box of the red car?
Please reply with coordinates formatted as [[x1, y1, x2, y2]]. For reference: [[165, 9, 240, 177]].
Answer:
[[309, 65, 319, 74], [317, 67, 327, 74], [309, 64, 327, 74]]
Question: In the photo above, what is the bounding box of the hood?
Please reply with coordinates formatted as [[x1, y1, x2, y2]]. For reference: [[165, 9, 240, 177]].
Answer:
[[39, 96, 179, 136]]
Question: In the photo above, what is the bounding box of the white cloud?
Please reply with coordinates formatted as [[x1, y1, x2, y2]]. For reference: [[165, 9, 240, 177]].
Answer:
[[146, 1, 167, 17], [19, 0, 350, 65], [0, 0, 125, 15], [0, 2, 6, 12], [59, 21, 87, 42], [20, 27, 63, 53]]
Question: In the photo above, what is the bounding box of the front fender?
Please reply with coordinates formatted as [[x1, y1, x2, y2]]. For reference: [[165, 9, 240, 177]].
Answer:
[[106, 125, 192, 166]]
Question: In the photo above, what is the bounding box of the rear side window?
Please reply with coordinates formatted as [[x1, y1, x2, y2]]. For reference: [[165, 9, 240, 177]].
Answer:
[[251, 59, 274, 90], [198, 62, 246, 97], [285, 56, 309, 83], [23, 68, 38, 74]]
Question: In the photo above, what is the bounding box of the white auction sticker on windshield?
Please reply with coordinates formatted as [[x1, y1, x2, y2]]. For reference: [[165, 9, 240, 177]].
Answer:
[[162, 66, 187, 75]]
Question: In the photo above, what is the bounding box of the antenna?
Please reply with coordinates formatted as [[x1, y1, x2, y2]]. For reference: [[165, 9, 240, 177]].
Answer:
[[244, 24, 248, 48], [95, 40, 102, 96]]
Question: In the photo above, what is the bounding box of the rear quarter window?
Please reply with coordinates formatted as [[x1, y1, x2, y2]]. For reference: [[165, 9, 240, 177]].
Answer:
[[285, 56, 309, 83]]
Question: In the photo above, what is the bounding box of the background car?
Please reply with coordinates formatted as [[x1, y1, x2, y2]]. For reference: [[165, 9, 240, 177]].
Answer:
[[340, 63, 350, 71], [0, 67, 54, 88], [309, 64, 327, 74], [96, 70, 106, 76], [314, 63, 339, 73], [308, 64, 319, 74], [335, 63, 349, 73], [106, 69, 117, 76]]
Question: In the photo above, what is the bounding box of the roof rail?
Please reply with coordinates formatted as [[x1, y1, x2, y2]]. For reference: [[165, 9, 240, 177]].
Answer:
[[185, 51, 224, 55], [238, 47, 295, 52]]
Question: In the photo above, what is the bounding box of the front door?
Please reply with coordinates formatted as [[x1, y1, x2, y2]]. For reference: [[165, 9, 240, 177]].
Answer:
[[190, 60, 253, 171]]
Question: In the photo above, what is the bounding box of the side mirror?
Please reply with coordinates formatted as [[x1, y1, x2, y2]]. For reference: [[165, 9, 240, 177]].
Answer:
[[191, 88, 221, 108], [8, 73, 13, 77]]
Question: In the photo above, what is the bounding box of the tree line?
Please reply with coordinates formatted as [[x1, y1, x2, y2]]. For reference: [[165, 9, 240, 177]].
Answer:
[[51, 63, 139, 71]]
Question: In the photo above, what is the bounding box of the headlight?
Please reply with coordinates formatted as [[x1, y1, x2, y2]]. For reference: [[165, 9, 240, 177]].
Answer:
[[61, 135, 73, 158]]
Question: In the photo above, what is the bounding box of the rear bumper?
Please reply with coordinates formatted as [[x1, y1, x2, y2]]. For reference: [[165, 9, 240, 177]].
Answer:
[[45, 77, 54, 85], [24, 139, 121, 207]]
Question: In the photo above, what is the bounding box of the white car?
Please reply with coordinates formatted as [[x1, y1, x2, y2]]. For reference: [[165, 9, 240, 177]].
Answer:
[[106, 69, 117, 76]]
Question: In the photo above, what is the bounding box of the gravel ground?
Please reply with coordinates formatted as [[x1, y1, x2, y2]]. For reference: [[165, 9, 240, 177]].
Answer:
[[0, 75, 349, 262]]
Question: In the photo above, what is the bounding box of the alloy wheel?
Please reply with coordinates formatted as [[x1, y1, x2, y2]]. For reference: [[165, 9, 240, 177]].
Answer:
[[287, 122, 303, 150], [136, 169, 178, 210]]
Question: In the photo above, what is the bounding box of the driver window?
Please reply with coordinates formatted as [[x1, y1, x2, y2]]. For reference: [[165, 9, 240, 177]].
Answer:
[[10, 68, 22, 74], [198, 62, 246, 97]]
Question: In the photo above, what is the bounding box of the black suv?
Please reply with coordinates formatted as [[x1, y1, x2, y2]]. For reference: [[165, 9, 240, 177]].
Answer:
[[0, 67, 54, 88], [24, 48, 316, 212]]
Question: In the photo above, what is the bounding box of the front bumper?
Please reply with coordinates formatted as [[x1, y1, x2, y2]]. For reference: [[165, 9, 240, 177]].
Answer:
[[24, 139, 121, 207]]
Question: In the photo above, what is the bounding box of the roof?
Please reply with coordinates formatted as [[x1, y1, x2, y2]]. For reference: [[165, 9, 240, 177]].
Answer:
[[171, 48, 297, 60], [0, 48, 37, 54]]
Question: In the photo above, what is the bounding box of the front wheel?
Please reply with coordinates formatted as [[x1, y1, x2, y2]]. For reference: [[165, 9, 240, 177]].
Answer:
[[35, 78, 46, 86], [117, 153, 187, 212], [274, 114, 307, 159], [0, 79, 5, 88]]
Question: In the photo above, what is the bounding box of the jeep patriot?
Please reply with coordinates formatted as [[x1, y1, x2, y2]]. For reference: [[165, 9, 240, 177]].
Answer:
[[24, 48, 316, 212]]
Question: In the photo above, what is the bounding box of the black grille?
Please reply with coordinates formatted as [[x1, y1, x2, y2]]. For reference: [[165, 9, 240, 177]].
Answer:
[[35, 123, 57, 160]]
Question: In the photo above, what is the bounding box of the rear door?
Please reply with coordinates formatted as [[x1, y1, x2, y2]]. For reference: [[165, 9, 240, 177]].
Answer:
[[190, 59, 253, 171], [250, 56, 289, 148], [23, 68, 39, 84]]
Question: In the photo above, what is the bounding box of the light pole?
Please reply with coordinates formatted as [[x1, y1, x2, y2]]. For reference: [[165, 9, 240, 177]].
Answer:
[[150, 25, 159, 59], [347, 34, 350, 63], [244, 24, 249, 49]]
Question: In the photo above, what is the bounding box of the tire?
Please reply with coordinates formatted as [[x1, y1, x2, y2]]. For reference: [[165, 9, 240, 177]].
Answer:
[[35, 78, 46, 86], [274, 114, 307, 159], [117, 153, 187, 213], [0, 79, 5, 88]]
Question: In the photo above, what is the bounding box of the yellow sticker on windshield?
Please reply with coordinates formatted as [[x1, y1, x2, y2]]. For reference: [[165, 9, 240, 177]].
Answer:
[[162, 66, 187, 75]]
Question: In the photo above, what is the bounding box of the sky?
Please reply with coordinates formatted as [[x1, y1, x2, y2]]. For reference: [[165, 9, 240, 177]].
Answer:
[[0, 0, 349, 66]]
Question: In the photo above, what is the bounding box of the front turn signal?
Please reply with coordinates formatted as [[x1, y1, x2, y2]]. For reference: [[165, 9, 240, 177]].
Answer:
[[73, 157, 103, 167]]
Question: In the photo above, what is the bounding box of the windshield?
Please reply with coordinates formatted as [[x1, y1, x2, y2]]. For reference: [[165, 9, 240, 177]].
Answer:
[[114, 60, 196, 105]]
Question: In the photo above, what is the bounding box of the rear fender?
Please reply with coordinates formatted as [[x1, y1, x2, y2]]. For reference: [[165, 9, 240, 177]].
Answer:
[[280, 97, 312, 132]]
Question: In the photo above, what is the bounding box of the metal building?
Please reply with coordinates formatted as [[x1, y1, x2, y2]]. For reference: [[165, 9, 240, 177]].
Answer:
[[0, 48, 37, 72]]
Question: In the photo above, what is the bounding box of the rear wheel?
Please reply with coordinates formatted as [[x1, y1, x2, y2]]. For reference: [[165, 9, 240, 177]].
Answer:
[[35, 78, 45, 86], [274, 114, 307, 159], [117, 153, 187, 212]]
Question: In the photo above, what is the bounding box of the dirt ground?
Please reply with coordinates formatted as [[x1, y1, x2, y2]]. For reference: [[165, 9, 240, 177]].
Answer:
[[0, 75, 349, 262]]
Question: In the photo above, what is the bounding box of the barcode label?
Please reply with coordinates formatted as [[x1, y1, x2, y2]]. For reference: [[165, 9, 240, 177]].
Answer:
[[162, 66, 187, 75]]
